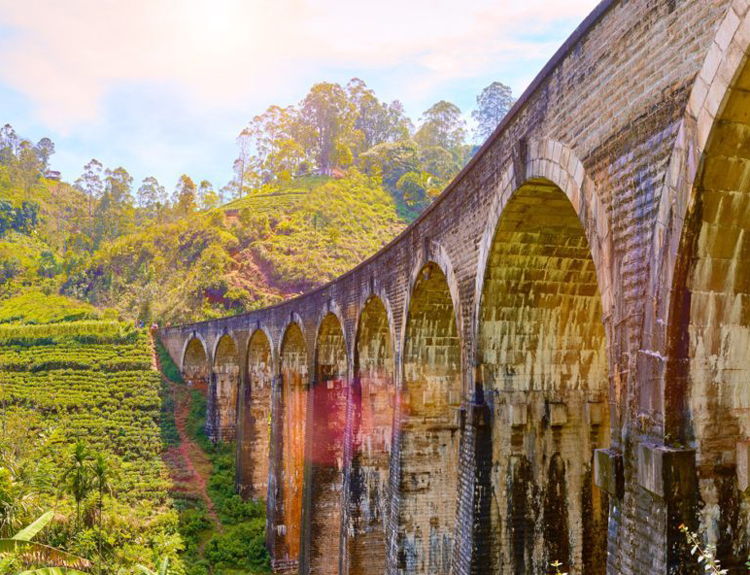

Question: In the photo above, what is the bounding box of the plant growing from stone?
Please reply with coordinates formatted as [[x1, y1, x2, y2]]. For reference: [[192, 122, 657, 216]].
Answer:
[[679, 524, 728, 574], [550, 560, 567, 575]]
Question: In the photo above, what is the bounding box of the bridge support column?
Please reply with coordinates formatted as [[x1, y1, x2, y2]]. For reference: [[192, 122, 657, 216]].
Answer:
[[451, 401, 492, 575]]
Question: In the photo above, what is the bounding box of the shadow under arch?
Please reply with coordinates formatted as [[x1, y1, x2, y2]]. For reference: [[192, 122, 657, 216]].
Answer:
[[347, 294, 395, 575], [475, 177, 611, 574], [208, 333, 240, 443], [305, 312, 348, 575], [181, 335, 210, 393], [237, 328, 274, 500], [396, 260, 462, 575]]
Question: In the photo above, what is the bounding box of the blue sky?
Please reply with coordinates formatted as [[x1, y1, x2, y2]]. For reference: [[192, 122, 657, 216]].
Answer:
[[0, 0, 600, 192]]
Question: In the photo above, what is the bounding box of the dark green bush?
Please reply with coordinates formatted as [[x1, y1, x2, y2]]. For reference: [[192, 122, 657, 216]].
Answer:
[[204, 520, 270, 572]]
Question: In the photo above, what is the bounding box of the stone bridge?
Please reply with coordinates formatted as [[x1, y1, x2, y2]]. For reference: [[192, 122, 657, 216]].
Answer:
[[159, 0, 750, 572]]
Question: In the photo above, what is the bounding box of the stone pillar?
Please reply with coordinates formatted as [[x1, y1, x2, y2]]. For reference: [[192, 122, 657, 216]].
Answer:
[[451, 401, 492, 575]]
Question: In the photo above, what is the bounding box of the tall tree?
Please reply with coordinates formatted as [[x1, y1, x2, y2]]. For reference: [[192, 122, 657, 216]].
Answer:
[[198, 180, 219, 210], [75, 159, 104, 222], [347, 78, 391, 155], [0, 124, 19, 165], [298, 82, 357, 175], [174, 175, 197, 216], [414, 101, 467, 151], [136, 176, 166, 219], [95, 167, 134, 244], [35, 137, 55, 171], [61, 442, 92, 531], [16, 140, 43, 194], [472, 81, 515, 141]]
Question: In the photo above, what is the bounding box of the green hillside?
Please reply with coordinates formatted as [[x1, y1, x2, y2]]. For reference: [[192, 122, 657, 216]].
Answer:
[[0, 321, 182, 571], [64, 172, 404, 324]]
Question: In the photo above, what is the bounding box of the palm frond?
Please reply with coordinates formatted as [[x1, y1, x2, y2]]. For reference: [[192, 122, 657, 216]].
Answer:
[[0, 539, 91, 570], [13, 512, 54, 542]]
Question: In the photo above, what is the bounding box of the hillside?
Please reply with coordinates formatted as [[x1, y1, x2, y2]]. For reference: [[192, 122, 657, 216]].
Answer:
[[65, 173, 404, 324], [0, 320, 181, 571]]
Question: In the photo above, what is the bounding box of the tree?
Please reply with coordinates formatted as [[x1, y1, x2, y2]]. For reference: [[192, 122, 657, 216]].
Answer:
[[472, 81, 515, 141], [298, 82, 357, 175], [91, 452, 113, 574], [0, 125, 19, 166], [386, 100, 414, 141], [60, 442, 91, 531], [94, 167, 135, 245], [75, 159, 104, 222], [198, 180, 219, 210], [35, 138, 55, 171], [136, 176, 166, 223], [174, 175, 197, 216], [414, 101, 467, 151], [16, 141, 43, 194]]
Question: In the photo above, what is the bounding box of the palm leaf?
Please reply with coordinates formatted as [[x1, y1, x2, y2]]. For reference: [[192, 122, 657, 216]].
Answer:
[[0, 540, 91, 569], [13, 513, 54, 542]]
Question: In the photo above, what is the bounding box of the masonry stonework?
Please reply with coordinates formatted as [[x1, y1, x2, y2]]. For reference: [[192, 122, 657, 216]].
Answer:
[[158, 1, 750, 573]]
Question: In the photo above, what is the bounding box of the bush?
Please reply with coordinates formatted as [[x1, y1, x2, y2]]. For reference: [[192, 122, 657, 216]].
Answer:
[[204, 520, 270, 573]]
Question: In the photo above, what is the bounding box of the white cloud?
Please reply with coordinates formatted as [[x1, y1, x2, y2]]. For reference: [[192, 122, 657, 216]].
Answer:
[[0, 0, 599, 130]]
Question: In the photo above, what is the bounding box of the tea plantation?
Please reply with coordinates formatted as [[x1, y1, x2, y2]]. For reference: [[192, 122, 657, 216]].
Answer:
[[0, 321, 183, 571]]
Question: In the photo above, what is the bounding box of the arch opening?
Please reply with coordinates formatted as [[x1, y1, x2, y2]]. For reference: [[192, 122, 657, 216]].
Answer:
[[665, 54, 750, 569], [275, 323, 308, 567], [237, 330, 273, 500], [398, 261, 461, 575], [182, 337, 209, 394], [348, 296, 394, 575], [208, 334, 240, 443], [309, 312, 348, 575], [477, 179, 610, 574]]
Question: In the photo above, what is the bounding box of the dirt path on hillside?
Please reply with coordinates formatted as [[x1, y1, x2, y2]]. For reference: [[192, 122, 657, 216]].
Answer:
[[151, 335, 221, 531]]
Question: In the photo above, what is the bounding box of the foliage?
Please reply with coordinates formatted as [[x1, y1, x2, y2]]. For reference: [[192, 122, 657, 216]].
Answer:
[[0, 322, 185, 573], [679, 524, 729, 574], [472, 81, 515, 141], [155, 339, 182, 385], [179, 390, 270, 573], [0, 512, 91, 571]]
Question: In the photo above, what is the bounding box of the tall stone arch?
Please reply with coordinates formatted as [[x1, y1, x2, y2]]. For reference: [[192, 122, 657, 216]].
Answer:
[[237, 327, 274, 500], [208, 332, 241, 443], [469, 142, 613, 574], [391, 254, 463, 575], [270, 320, 309, 573], [345, 293, 396, 575], [642, 4, 750, 570], [302, 310, 349, 575]]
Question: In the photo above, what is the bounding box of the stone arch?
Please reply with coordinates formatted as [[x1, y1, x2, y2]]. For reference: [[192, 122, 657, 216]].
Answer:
[[208, 333, 241, 443], [474, 139, 614, 343], [275, 321, 308, 567], [652, 6, 750, 569], [347, 295, 395, 575], [475, 175, 611, 574], [643, 1, 750, 422], [307, 312, 348, 575], [181, 335, 210, 394], [237, 328, 274, 500], [396, 260, 462, 575]]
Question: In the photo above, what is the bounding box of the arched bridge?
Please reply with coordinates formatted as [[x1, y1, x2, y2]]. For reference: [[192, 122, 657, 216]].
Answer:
[[159, 1, 750, 572]]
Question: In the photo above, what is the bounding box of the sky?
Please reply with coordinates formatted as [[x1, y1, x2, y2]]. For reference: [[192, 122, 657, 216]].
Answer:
[[0, 0, 601, 192]]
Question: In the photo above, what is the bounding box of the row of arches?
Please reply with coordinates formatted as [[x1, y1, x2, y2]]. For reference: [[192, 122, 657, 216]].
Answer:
[[176, 173, 612, 574]]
